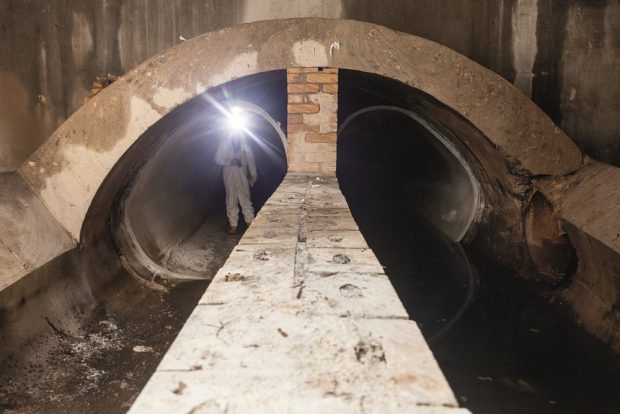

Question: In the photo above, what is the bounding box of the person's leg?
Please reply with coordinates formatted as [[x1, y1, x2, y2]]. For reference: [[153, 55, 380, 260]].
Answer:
[[237, 173, 255, 225], [223, 167, 239, 230]]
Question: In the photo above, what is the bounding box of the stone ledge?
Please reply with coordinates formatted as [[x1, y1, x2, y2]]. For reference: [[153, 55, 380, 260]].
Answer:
[[0, 172, 76, 292], [129, 174, 463, 413]]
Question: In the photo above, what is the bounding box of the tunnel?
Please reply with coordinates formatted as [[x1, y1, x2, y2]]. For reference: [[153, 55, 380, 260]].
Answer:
[[109, 71, 289, 285], [1, 17, 620, 414]]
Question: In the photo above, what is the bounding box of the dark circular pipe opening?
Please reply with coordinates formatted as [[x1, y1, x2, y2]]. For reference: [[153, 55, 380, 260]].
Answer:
[[337, 70, 482, 340]]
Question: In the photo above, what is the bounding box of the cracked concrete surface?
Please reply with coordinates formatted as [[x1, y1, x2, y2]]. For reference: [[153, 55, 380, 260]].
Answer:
[[129, 174, 469, 413]]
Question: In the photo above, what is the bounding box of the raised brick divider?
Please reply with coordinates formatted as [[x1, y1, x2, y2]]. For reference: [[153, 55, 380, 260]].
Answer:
[[286, 67, 338, 174]]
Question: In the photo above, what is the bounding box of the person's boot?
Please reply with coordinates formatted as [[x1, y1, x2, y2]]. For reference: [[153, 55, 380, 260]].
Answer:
[[227, 226, 237, 235]]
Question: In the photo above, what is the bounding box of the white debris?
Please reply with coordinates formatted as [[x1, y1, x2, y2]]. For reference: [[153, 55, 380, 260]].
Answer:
[[99, 320, 118, 331], [133, 345, 154, 353]]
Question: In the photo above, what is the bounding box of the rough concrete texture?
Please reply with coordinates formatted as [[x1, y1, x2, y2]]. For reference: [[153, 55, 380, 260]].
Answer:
[[558, 1, 620, 165], [535, 162, 620, 351], [129, 174, 469, 413], [1, 0, 617, 171], [17, 18, 581, 241], [0, 173, 75, 291]]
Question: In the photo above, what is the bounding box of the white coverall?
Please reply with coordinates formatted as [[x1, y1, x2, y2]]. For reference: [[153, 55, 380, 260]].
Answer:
[[214, 137, 257, 227]]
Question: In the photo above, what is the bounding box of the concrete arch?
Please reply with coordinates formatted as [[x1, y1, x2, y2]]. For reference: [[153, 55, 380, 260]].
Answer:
[[338, 105, 481, 242], [17, 18, 582, 241]]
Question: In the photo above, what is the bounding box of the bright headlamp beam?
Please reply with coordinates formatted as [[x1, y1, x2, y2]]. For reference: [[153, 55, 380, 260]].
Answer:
[[226, 106, 247, 133]]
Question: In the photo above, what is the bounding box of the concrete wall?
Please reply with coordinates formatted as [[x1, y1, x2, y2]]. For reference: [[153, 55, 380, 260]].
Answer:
[[0, 0, 618, 171]]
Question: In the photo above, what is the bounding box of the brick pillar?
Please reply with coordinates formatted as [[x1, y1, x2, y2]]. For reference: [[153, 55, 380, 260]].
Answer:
[[286, 67, 338, 174]]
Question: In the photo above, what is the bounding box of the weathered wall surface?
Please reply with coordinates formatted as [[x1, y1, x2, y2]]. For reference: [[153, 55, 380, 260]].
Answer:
[[0, 0, 618, 171], [535, 162, 620, 352]]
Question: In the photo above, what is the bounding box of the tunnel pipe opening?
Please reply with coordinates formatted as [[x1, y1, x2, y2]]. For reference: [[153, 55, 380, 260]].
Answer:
[[337, 69, 543, 280], [114, 99, 287, 285], [338, 105, 481, 242], [334, 69, 545, 341], [337, 105, 478, 341]]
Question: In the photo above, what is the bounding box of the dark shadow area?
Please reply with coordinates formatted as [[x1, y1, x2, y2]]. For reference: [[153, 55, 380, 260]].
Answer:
[[435, 260, 620, 414], [337, 109, 476, 341], [337, 69, 620, 414]]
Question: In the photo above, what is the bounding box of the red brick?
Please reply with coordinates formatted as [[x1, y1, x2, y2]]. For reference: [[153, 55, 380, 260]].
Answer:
[[288, 103, 320, 114], [287, 114, 303, 124], [288, 123, 320, 133], [306, 133, 337, 143], [287, 73, 305, 83], [306, 73, 338, 83], [288, 83, 320, 93], [322, 83, 338, 94], [288, 94, 305, 103]]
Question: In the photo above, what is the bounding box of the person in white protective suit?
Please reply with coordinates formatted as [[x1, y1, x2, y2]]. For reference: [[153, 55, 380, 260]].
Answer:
[[214, 133, 257, 234]]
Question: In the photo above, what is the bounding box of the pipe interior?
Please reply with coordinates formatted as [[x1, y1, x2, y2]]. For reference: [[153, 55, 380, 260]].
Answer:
[[117, 71, 288, 279]]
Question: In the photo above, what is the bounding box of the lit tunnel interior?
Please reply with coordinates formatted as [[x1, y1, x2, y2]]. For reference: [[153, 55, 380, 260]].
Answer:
[[109, 71, 289, 284]]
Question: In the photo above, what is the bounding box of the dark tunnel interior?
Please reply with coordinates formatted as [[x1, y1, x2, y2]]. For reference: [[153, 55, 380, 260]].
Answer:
[[337, 70, 479, 342], [336, 70, 620, 414]]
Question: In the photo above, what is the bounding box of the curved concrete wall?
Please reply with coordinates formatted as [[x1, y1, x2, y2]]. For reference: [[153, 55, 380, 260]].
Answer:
[[17, 18, 581, 241], [1, 0, 618, 171], [338, 107, 480, 242]]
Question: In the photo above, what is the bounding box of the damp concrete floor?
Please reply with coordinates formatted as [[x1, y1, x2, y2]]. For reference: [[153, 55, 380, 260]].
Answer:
[[0, 214, 241, 413]]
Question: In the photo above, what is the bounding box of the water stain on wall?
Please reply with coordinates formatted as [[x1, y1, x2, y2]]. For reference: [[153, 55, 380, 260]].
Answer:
[[0, 72, 42, 171]]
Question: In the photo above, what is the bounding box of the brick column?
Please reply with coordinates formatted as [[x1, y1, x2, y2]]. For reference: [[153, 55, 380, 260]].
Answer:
[[286, 67, 338, 174]]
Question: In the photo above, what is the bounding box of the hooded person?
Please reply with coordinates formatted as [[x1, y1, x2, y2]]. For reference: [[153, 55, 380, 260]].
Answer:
[[215, 130, 257, 235]]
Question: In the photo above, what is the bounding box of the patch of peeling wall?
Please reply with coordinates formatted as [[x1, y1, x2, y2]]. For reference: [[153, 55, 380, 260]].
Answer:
[[512, 0, 538, 97]]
